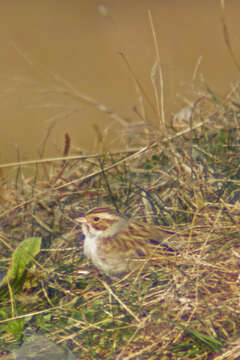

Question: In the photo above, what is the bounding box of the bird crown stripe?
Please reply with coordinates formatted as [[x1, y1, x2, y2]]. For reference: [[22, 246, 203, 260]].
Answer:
[[87, 208, 118, 215]]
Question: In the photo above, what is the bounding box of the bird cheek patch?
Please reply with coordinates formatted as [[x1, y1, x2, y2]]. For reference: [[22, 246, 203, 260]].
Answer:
[[93, 223, 108, 231], [93, 219, 115, 231]]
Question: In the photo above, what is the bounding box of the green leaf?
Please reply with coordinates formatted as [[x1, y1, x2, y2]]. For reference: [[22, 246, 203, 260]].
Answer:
[[6, 319, 25, 341], [4, 237, 41, 286]]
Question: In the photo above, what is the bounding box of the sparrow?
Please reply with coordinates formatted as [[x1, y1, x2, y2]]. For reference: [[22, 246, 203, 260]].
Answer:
[[77, 207, 183, 277]]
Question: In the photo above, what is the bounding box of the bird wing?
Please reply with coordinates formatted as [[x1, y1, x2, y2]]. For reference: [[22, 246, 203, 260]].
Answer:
[[100, 221, 177, 260]]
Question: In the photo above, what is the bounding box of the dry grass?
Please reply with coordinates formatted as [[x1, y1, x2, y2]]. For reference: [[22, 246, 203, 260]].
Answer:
[[0, 80, 240, 360]]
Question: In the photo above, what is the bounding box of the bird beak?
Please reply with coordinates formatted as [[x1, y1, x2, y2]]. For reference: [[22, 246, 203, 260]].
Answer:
[[76, 216, 87, 224]]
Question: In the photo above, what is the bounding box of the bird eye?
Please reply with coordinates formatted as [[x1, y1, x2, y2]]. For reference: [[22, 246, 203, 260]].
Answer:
[[93, 217, 100, 222]]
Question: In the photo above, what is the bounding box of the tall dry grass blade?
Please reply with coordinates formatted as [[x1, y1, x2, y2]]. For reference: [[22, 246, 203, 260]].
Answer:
[[119, 52, 157, 117], [220, 0, 240, 72], [148, 10, 166, 126]]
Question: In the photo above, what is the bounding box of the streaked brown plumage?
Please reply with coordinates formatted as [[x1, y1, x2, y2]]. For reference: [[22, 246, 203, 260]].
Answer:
[[77, 207, 180, 277]]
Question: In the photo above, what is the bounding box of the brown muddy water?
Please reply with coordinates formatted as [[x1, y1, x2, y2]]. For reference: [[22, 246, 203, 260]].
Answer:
[[0, 0, 240, 166]]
